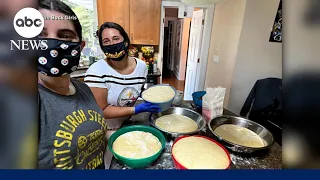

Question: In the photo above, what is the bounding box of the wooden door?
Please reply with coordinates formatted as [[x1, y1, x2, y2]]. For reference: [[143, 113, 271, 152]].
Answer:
[[96, 0, 130, 34], [129, 0, 161, 45]]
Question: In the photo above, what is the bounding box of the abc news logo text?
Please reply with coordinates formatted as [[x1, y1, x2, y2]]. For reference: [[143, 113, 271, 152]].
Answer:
[[10, 39, 48, 51], [11, 8, 47, 51], [11, 12, 47, 50]]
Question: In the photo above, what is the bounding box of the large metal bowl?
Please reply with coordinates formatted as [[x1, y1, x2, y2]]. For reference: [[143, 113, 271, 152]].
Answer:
[[149, 107, 206, 138], [208, 116, 274, 153]]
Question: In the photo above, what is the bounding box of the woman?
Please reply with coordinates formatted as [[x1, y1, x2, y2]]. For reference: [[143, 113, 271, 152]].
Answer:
[[85, 22, 160, 135], [37, 0, 106, 169]]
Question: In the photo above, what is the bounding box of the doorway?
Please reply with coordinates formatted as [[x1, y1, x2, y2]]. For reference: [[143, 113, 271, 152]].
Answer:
[[159, 2, 214, 100], [163, 20, 175, 75], [162, 8, 186, 92]]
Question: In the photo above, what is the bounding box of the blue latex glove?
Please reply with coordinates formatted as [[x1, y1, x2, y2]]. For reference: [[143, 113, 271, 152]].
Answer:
[[134, 102, 161, 114]]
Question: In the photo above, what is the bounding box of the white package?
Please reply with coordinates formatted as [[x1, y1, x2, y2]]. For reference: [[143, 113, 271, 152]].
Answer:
[[202, 87, 226, 122]]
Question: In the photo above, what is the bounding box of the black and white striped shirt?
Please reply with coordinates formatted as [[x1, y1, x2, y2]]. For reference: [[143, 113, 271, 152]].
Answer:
[[84, 58, 147, 129]]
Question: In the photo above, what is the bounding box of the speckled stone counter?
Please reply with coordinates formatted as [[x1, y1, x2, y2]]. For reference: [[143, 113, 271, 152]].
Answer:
[[110, 101, 282, 169]]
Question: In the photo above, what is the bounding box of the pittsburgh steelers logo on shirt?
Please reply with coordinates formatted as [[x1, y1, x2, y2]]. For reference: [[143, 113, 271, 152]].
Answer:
[[50, 50, 58, 58], [117, 87, 139, 107], [60, 43, 69, 50], [77, 136, 88, 149], [50, 67, 59, 75], [38, 57, 47, 65], [61, 58, 69, 66], [71, 50, 78, 56]]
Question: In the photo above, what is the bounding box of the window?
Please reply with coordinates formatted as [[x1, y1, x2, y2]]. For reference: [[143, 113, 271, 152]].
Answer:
[[61, 0, 103, 66]]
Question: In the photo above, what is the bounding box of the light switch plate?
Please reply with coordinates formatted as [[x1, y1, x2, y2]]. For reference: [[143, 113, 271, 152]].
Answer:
[[213, 55, 219, 63]]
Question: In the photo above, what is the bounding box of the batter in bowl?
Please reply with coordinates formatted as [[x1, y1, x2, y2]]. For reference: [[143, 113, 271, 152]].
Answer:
[[142, 85, 175, 103], [155, 114, 198, 133], [172, 136, 230, 169], [112, 131, 162, 159], [213, 124, 265, 148]]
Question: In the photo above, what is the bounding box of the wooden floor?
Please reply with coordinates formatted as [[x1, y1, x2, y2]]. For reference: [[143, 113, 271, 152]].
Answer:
[[162, 69, 185, 92]]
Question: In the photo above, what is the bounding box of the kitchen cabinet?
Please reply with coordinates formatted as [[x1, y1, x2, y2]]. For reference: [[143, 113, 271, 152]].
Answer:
[[97, 0, 130, 33], [129, 0, 161, 45], [96, 0, 161, 45]]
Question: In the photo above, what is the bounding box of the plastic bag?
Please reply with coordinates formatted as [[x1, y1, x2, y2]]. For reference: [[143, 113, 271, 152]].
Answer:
[[202, 87, 226, 122]]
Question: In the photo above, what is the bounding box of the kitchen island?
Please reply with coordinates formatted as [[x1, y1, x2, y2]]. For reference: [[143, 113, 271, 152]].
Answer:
[[109, 101, 282, 169]]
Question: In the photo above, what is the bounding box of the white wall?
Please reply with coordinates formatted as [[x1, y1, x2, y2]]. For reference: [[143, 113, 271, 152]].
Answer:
[[204, 0, 247, 108], [228, 0, 282, 114]]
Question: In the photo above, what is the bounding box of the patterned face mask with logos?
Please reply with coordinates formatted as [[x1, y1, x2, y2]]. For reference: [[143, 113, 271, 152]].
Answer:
[[37, 38, 81, 77], [101, 41, 128, 61]]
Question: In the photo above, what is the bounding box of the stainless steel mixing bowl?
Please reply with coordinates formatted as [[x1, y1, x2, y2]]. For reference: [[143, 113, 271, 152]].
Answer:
[[149, 107, 206, 138], [208, 115, 274, 153]]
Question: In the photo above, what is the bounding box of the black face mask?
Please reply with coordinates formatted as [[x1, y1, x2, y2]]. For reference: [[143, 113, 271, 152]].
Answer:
[[37, 38, 82, 77], [101, 41, 128, 61]]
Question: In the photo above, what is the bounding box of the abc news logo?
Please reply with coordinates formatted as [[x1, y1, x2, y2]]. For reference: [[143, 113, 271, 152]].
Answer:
[[15, 16, 42, 28], [11, 7, 47, 51]]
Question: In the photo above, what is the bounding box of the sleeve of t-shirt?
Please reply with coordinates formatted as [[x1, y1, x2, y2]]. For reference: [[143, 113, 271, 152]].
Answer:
[[84, 65, 110, 89]]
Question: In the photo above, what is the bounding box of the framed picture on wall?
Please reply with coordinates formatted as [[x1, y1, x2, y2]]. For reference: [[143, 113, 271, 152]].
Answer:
[[269, 0, 282, 43]]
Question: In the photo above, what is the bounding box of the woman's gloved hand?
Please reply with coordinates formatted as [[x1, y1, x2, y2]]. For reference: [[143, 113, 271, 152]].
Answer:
[[134, 102, 161, 114]]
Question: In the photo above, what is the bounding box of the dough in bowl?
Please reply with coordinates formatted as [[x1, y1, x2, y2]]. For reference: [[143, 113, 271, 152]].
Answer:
[[155, 114, 198, 133], [113, 131, 162, 159], [213, 124, 265, 148], [172, 136, 230, 169], [142, 85, 175, 103]]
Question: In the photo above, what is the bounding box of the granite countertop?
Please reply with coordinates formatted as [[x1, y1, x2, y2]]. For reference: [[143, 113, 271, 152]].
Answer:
[[110, 101, 282, 169]]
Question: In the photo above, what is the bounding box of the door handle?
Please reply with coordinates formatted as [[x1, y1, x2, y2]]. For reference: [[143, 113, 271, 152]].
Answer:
[[130, 33, 133, 41]]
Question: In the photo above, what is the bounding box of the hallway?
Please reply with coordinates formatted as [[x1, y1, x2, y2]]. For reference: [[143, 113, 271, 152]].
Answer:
[[162, 69, 185, 92]]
